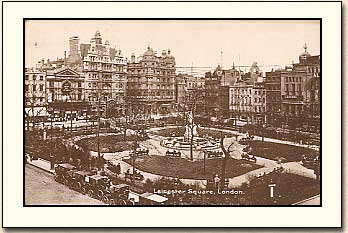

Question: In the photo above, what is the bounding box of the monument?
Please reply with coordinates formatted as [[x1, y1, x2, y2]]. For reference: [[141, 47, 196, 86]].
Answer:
[[184, 111, 198, 142]]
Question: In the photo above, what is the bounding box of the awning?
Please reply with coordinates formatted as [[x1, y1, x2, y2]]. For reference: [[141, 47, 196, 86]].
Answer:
[[128, 192, 140, 203], [25, 107, 47, 117], [140, 193, 168, 203]]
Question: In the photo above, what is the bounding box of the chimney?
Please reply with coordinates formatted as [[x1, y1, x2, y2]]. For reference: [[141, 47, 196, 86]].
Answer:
[[131, 53, 135, 63], [162, 50, 167, 57]]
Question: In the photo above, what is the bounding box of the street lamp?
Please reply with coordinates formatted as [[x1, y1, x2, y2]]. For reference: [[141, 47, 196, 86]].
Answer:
[[131, 139, 139, 184]]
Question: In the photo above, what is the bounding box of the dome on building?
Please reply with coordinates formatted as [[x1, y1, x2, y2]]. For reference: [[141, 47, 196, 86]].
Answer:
[[299, 43, 311, 59], [143, 46, 155, 57], [95, 30, 101, 38], [166, 49, 175, 59]]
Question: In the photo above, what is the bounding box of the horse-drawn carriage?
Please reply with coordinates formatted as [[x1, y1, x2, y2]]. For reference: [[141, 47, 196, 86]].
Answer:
[[207, 151, 223, 159], [241, 152, 257, 163], [83, 174, 111, 200], [125, 169, 144, 181], [102, 183, 131, 205], [239, 135, 254, 145], [70, 170, 96, 193], [302, 154, 319, 169], [166, 149, 181, 158], [130, 148, 149, 157], [54, 163, 76, 185]]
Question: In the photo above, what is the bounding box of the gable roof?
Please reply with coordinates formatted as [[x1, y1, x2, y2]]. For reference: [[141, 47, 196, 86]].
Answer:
[[54, 67, 80, 77]]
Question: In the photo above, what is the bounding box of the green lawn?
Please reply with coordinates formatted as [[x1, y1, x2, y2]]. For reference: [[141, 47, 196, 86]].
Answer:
[[247, 141, 318, 162], [151, 127, 185, 137], [247, 172, 320, 205], [123, 155, 262, 180], [77, 135, 137, 153]]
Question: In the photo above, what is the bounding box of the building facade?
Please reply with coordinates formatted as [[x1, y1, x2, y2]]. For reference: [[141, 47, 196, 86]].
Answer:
[[265, 69, 282, 126], [126, 47, 176, 116], [25, 68, 47, 119], [229, 62, 266, 124], [46, 67, 89, 120], [280, 45, 320, 129], [205, 65, 243, 119], [80, 31, 127, 116]]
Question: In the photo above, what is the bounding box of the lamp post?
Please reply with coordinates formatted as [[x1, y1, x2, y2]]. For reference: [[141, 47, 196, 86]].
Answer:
[[131, 139, 139, 184]]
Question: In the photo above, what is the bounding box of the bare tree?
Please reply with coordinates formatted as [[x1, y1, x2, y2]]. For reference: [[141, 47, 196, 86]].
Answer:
[[180, 88, 203, 160], [220, 133, 237, 189]]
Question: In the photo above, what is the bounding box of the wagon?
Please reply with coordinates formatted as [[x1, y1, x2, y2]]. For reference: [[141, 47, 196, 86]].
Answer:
[[102, 184, 130, 205], [54, 163, 76, 185], [84, 174, 111, 199], [166, 149, 181, 158]]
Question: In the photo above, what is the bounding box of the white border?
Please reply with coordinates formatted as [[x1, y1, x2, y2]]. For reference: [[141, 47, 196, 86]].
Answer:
[[2, 1, 341, 227]]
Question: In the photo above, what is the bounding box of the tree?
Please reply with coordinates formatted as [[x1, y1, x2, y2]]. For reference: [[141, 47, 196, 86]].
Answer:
[[220, 133, 237, 189], [180, 88, 203, 160]]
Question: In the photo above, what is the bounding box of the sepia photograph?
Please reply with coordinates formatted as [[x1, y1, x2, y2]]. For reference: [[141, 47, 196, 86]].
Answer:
[[24, 19, 321, 206], [2, 0, 342, 228]]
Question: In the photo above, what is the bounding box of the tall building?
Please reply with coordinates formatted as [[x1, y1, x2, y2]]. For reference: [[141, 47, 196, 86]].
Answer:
[[68, 36, 81, 65], [126, 47, 176, 116], [79, 31, 127, 116], [229, 62, 266, 124], [205, 65, 242, 118], [204, 65, 223, 117], [46, 67, 89, 120], [25, 68, 47, 119], [175, 73, 205, 115], [280, 44, 320, 129], [265, 69, 282, 126]]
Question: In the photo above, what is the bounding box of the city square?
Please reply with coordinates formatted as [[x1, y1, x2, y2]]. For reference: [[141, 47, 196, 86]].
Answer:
[[24, 20, 320, 206]]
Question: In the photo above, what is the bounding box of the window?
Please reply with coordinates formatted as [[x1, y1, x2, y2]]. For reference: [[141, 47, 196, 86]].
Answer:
[[39, 84, 43, 91], [32, 85, 36, 92], [25, 85, 29, 92], [78, 81, 82, 87], [40, 76, 44, 81], [25, 75, 29, 80]]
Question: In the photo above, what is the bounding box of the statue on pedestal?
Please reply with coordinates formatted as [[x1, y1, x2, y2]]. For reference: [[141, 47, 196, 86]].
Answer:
[[184, 111, 198, 142]]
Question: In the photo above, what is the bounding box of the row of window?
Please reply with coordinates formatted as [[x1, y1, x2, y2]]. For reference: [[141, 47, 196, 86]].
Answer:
[[48, 93, 83, 101], [128, 69, 174, 76], [230, 106, 265, 112], [308, 66, 320, 73], [25, 97, 45, 103], [25, 75, 44, 81], [284, 84, 303, 91], [284, 76, 303, 83], [231, 97, 265, 104], [25, 84, 44, 92]]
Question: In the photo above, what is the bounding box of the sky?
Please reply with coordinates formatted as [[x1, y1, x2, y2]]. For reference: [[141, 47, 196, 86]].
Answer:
[[25, 20, 320, 74]]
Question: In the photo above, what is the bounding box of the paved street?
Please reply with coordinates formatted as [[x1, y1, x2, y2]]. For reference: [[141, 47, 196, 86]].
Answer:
[[25, 164, 103, 205]]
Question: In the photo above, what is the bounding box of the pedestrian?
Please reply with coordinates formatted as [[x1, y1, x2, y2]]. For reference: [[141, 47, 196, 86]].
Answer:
[[214, 174, 220, 191], [116, 163, 121, 175]]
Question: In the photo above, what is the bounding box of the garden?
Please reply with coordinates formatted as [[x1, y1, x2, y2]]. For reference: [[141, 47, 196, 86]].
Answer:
[[76, 134, 142, 153], [123, 155, 262, 180], [245, 140, 319, 162]]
